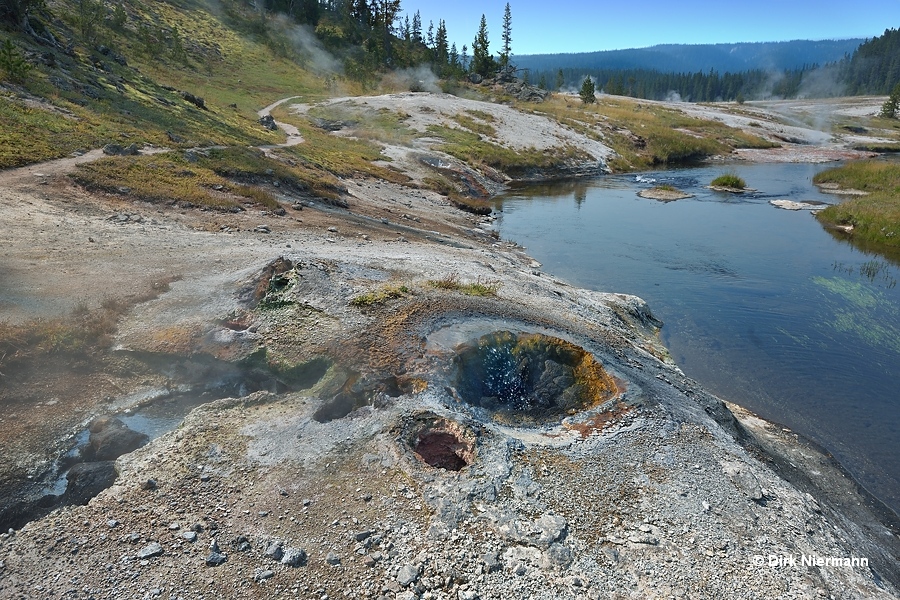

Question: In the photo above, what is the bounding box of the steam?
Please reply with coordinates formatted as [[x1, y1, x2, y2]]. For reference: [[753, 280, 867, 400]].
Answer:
[[796, 64, 846, 99], [664, 91, 683, 103], [274, 15, 344, 75], [386, 65, 442, 93]]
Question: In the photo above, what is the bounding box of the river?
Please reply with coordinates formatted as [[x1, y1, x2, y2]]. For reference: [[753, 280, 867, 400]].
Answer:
[[494, 162, 900, 517]]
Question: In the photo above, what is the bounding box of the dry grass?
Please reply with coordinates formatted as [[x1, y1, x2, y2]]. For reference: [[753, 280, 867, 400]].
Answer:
[[428, 273, 501, 296], [522, 95, 777, 170], [349, 284, 411, 307], [0, 276, 181, 374]]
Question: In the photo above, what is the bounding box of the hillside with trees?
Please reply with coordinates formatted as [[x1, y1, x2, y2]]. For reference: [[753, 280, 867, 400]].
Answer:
[[516, 39, 864, 75], [524, 30, 900, 103]]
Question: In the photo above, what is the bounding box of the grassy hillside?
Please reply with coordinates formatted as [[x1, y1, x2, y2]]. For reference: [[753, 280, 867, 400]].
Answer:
[[2, 0, 791, 213], [0, 0, 346, 168]]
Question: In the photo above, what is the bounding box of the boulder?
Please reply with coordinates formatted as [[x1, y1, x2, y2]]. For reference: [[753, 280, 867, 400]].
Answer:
[[259, 115, 278, 131], [85, 416, 149, 461], [65, 461, 117, 505]]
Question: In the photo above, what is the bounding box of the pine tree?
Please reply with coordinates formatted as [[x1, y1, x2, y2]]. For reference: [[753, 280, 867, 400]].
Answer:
[[0, 38, 31, 82], [461, 44, 469, 71], [499, 3, 512, 69], [556, 68, 564, 90], [411, 10, 422, 43], [435, 20, 449, 70], [449, 42, 460, 72], [579, 76, 596, 104], [426, 20, 434, 48], [471, 14, 495, 77], [881, 82, 900, 118]]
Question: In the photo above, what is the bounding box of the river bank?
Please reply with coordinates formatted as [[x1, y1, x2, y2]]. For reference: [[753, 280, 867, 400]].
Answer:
[[0, 92, 898, 599]]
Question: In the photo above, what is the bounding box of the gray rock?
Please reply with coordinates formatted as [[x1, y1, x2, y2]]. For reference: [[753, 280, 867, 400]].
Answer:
[[544, 543, 574, 568], [206, 551, 227, 567], [353, 530, 373, 542], [723, 462, 765, 502], [481, 551, 501, 573], [137, 542, 163, 559], [281, 547, 307, 567], [254, 569, 275, 581], [182, 531, 197, 543], [325, 551, 341, 565], [264, 541, 284, 561], [397, 563, 420, 587]]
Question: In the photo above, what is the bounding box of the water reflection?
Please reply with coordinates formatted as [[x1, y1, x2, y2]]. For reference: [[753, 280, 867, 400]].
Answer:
[[496, 162, 900, 516]]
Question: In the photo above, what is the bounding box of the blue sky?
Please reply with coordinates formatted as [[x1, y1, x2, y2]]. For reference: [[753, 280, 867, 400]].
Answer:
[[400, 0, 898, 55]]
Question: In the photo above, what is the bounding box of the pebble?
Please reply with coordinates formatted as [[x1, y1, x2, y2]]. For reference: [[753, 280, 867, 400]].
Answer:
[[205, 551, 227, 567], [325, 552, 341, 565], [136, 542, 163, 559]]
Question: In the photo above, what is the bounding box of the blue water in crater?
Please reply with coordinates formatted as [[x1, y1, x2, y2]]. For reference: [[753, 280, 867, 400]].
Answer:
[[494, 162, 900, 515]]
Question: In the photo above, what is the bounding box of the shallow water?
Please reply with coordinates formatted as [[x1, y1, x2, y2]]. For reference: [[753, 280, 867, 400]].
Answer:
[[495, 162, 900, 516]]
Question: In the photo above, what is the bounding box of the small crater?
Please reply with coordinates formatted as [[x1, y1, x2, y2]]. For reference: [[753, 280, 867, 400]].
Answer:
[[408, 415, 475, 471]]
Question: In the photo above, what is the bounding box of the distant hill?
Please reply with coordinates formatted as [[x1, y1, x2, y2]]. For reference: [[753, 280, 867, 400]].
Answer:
[[516, 39, 865, 75]]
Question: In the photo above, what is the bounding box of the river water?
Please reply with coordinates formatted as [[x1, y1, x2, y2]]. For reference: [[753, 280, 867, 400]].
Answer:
[[494, 162, 900, 516]]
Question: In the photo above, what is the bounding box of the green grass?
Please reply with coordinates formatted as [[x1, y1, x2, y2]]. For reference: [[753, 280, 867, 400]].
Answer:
[[813, 161, 900, 248], [349, 284, 410, 307], [711, 173, 747, 189], [428, 273, 501, 296], [306, 103, 416, 145], [0, 0, 346, 168], [272, 106, 411, 185], [656, 184, 677, 192]]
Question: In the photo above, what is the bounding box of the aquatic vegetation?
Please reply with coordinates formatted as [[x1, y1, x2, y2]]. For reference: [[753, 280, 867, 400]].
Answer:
[[812, 276, 900, 354], [711, 173, 746, 189]]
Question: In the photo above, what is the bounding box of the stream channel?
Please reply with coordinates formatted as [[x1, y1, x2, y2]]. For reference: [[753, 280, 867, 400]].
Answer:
[[493, 161, 900, 517]]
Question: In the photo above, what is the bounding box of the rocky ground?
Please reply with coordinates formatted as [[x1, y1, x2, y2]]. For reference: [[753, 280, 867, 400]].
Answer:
[[0, 93, 898, 599]]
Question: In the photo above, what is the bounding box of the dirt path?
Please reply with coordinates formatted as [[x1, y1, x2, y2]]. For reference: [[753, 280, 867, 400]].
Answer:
[[258, 95, 305, 148]]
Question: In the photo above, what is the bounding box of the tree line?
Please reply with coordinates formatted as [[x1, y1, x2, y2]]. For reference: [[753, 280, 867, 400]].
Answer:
[[532, 28, 900, 103]]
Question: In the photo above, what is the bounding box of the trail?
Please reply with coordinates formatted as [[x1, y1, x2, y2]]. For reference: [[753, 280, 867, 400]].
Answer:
[[0, 96, 308, 189], [257, 95, 305, 148]]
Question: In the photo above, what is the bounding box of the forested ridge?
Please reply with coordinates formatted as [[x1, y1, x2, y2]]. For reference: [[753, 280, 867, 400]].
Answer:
[[528, 29, 900, 102]]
